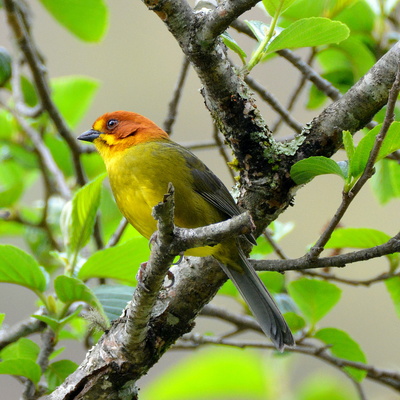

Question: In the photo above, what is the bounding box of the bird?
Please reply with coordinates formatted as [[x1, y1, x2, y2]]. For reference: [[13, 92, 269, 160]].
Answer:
[[78, 110, 294, 350]]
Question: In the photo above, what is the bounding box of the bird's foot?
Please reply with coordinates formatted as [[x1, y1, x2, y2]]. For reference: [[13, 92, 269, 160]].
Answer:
[[136, 261, 150, 292]]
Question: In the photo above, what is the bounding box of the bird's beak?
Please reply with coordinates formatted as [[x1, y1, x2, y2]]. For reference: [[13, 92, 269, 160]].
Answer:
[[77, 129, 101, 143]]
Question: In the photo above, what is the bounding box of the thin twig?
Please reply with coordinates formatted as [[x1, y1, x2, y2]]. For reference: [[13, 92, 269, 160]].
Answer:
[[254, 232, 400, 272], [1, 102, 71, 199], [271, 48, 316, 133], [262, 229, 289, 259], [4, 0, 86, 185], [308, 64, 400, 259], [300, 270, 398, 287], [176, 334, 400, 393], [212, 124, 235, 180], [163, 56, 190, 134], [106, 218, 129, 248], [245, 74, 303, 133], [0, 314, 46, 351], [22, 328, 55, 399]]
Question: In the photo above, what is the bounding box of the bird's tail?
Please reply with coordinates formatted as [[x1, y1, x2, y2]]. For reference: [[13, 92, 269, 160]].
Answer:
[[218, 249, 294, 351]]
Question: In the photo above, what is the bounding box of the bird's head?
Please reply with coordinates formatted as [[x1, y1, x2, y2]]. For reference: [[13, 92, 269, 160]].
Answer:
[[78, 111, 169, 157]]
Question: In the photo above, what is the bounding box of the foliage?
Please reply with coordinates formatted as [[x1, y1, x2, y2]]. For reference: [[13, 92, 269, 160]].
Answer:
[[0, 0, 399, 398]]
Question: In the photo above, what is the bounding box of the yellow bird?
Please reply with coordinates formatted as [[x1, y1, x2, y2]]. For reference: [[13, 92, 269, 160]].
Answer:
[[78, 111, 294, 350]]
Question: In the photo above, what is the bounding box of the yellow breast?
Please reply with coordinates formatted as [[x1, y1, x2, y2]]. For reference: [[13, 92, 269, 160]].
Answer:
[[103, 140, 224, 260]]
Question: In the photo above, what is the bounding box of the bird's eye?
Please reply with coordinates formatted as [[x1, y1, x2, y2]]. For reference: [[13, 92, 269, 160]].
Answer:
[[106, 119, 118, 130]]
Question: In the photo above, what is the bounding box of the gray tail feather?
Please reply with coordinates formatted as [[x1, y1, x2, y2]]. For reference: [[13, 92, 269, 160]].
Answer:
[[218, 251, 294, 351]]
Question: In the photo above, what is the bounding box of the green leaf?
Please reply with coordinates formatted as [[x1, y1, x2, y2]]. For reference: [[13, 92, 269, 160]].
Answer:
[[44, 133, 74, 177], [349, 121, 400, 180], [0, 313, 4, 328], [290, 156, 346, 185], [370, 159, 400, 204], [78, 238, 148, 284], [45, 360, 78, 393], [0, 359, 41, 384], [38, 0, 108, 42], [288, 278, 341, 325], [0, 160, 25, 207], [0, 46, 12, 86], [0, 109, 14, 139], [0, 338, 40, 362], [325, 227, 391, 249], [93, 285, 135, 322], [284, 311, 306, 332], [141, 348, 270, 400], [342, 130, 355, 166], [335, 0, 375, 33], [315, 328, 367, 381], [0, 245, 48, 293], [262, 0, 299, 16], [324, 226, 399, 268], [377, 121, 400, 161], [32, 315, 61, 332], [332, 37, 375, 79], [267, 18, 350, 53], [61, 174, 106, 263], [385, 277, 400, 319], [221, 32, 247, 63], [244, 20, 270, 42], [54, 276, 100, 309], [51, 76, 100, 129], [350, 128, 376, 178], [298, 374, 355, 400]]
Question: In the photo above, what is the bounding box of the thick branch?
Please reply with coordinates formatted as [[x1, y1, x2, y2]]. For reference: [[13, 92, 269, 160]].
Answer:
[[47, 187, 256, 399], [199, 0, 259, 41]]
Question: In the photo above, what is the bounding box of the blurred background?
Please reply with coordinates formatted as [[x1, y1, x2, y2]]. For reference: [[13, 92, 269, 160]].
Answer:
[[0, 0, 399, 398]]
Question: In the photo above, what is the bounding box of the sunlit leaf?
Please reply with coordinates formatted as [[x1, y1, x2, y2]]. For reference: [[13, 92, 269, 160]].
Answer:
[[315, 328, 367, 381], [0, 245, 48, 293], [267, 18, 350, 53], [262, 0, 299, 17], [54, 276, 100, 309], [0, 338, 40, 362], [385, 277, 400, 319], [325, 227, 391, 249], [370, 159, 400, 204], [0, 359, 41, 384], [221, 32, 247, 63], [290, 156, 346, 185], [38, 0, 108, 42], [52, 76, 100, 129], [61, 174, 106, 262], [77, 238, 149, 284], [141, 348, 270, 400]]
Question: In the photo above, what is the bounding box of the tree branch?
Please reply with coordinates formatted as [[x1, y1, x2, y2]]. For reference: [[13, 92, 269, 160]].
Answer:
[[199, 0, 259, 41], [176, 334, 400, 393], [3, 0, 86, 185], [47, 185, 256, 398], [254, 232, 400, 272]]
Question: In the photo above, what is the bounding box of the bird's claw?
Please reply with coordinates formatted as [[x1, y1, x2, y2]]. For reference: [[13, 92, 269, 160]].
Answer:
[[172, 253, 184, 265], [136, 261, 150, 292], [164, 270, 175, 288]]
